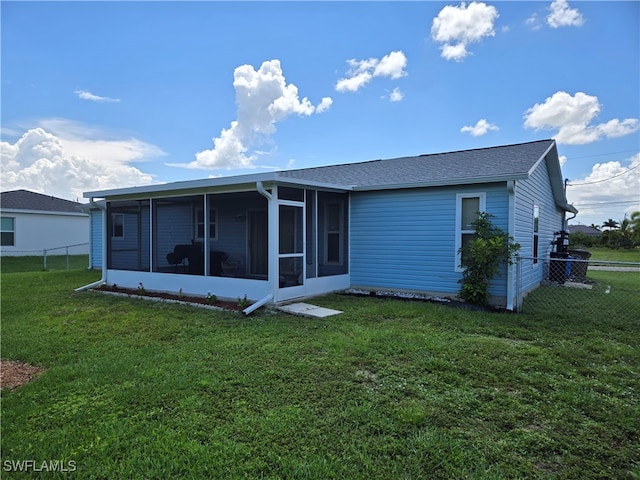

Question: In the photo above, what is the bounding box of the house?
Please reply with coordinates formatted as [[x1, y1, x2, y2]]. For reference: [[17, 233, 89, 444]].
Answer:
[[80, 139, 577, 311], [568, 224, 602, 238], [1, 190, 90, 257]]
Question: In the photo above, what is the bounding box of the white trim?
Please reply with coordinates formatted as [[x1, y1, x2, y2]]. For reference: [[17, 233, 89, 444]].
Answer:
[[506, 181, 516, 311], [454, 192, 486, 273]]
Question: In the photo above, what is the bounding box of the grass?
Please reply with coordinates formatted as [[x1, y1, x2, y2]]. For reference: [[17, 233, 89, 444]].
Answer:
[[586, 247, 640, 263], [1, 259, 639, 479]]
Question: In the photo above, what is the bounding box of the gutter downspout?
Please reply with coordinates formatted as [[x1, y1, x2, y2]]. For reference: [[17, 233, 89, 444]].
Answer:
[[256, 181, 278, 308], [243, 293, 273, 316], [75, 197, 107, 292], [506, 181, 516, 311]]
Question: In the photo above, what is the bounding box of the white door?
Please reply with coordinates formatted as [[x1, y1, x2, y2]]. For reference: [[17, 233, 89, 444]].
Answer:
[[277, 203, 305, 301]]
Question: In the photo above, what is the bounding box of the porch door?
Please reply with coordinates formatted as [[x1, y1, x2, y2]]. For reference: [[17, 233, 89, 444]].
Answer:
[[248, 210, 268, 277], [278, 203, 305, 301]]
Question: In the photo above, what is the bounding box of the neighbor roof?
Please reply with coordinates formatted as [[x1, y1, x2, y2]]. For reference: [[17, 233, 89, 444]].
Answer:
[[1, 190, 85, 214], [568, 224, 603, 236]]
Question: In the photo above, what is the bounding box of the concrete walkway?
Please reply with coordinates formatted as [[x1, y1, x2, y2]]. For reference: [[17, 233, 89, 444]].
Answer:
[[278, 302, 343, 319]]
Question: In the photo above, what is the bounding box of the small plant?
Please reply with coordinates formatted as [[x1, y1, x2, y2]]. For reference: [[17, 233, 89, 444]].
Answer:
[[458, 212, 520, 306], [178, 288, 184, 298], [206, 292, 217, 304], [237, 294, 250, 309], [110, 283, 118, 291], [137, 282, 146, 296]]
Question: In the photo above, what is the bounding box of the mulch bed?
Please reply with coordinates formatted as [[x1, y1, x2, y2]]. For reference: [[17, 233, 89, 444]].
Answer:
[[0, 360, 46, 390], [92, 284, 244, 312]]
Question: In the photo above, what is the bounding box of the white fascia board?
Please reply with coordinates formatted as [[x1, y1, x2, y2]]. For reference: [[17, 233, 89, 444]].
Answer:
[[84, 172, 279, 199], [84, 171, 352, 200], [350, 174, 529, 192], [0, 208, 89, 217]]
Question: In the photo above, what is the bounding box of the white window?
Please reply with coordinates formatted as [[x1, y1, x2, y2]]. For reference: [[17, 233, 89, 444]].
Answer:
[[1, 216, 15, 246], [455, 193, 486, 271], [533, 205, 540, 264], [195, 208, 217, 240], [111, 214, 124, 239]]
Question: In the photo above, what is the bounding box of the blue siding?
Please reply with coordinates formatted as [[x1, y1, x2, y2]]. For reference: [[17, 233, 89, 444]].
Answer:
[[514, 155, 565, 294], [90, 209, 103, 269], [350, 184, 509, 298]]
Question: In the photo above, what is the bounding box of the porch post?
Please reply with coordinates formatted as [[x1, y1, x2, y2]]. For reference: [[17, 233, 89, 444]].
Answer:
[[257, 182, 278, 302]]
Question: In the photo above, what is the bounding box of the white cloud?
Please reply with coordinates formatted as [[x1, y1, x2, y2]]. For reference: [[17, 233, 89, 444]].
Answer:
[[566, 153, 640, 225], [185, 59, 332, 170], [389, 87, 404, 102], [547, 0, 584, 28], [74, 90, 120, 103], [316, 97, 334, 114], [335, 50, 407, 93], [461, 118, 499, 136], [0, 120, 163, 201], [525, 13, 543, 31], [431, 2, 499, 61], [523, 91, 639, 145]]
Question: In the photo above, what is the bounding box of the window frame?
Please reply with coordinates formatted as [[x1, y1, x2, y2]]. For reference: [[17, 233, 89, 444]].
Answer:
[[111, 213, 124, 239], [1, 216, 16, 247], [455, 193, 486, 272], [324, 201, 344, 265], [533, 204, 540, 265], [195, 207, 218, 241]]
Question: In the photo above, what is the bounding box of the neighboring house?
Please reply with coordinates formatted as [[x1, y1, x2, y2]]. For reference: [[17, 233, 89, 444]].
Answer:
[[0, 190, 90, 256], [568, 224, 602, 238], [82, 139, 576, 310]]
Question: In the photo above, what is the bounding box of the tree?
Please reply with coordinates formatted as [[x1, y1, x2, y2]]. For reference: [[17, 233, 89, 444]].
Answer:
[[631, 211, 640, 245], [602, 218, 620, 230], [458, 212, 520, 306]]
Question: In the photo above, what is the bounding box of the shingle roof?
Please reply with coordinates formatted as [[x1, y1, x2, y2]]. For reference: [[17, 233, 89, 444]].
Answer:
[[1, 190, 85, 213], [279, 139, 556, 189], [568, 224, 602, 236]]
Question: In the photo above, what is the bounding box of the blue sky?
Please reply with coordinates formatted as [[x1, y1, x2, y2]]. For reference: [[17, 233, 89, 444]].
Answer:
[[1, 1, 638, 227]]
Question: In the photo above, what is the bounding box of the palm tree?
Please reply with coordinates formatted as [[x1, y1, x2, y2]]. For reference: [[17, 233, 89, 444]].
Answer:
[[630, 211, 640, 245], [602, 218, 619, 231]]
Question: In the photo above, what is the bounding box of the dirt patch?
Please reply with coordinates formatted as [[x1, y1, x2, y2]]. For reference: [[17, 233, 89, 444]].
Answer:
[[0, 360, 46, 390], [92, 284, 245, 312]]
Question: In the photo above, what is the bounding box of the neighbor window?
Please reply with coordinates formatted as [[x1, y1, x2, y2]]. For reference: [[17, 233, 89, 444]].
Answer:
[[455, 193, 486, 270], [111, 214, 124, 239], [195, 208, 217, 240], [1, 216, 15, 246], [533, 205, 539, 264]]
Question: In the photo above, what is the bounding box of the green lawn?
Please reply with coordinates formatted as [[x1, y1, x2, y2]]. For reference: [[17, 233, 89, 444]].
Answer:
[[586, 247, 640, 263], [1, 264, 639, 479]]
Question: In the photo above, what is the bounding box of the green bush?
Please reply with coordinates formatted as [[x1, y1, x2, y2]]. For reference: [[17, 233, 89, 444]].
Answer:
[[458, 212, 520, 306]]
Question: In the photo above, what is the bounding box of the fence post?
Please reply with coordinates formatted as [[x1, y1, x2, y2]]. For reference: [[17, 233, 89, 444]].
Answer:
[[43, 249, 47, 270], [66, 246, 70, 270]]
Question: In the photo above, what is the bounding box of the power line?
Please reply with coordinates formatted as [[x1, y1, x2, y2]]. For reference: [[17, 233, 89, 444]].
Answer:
[[567, 163, 640, 186], [573, 200, 639, 207], [564, 148, 638, 160]]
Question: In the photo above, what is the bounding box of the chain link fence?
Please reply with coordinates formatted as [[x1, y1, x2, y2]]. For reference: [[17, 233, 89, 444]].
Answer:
[[515, 255, 640, 320], [0, 243, 89, 271]]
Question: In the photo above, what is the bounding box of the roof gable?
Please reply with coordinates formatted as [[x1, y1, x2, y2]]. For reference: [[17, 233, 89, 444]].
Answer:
[[1, 190, 85, 213]]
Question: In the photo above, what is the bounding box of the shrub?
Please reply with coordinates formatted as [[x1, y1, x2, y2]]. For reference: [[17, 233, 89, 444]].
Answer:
[[458, 212, 520, 306]]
